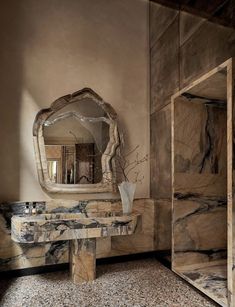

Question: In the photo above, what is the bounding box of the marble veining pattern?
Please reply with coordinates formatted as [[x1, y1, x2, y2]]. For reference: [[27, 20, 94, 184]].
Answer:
[[11, 211, 140, 243], [11, 209, 142, 284], [0, 199, 155, 272], [172, 61, 230, 306], [174, 96, 227, 176], [70, 238, 96, 283], [178, 261, 227, 306]]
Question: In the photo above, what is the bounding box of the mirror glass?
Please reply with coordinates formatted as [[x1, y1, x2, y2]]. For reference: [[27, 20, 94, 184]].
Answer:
[[33, 88, 119, 194], [43, 100, 110, 184]]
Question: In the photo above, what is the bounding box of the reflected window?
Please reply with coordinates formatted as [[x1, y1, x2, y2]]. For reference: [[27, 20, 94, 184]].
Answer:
[[47, 160, 59, 183]]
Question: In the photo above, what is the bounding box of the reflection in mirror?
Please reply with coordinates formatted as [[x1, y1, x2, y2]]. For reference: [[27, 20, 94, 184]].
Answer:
[[43, 101, 110, 185], [33, 88, 119, 193], [47, 160, 60, 183]]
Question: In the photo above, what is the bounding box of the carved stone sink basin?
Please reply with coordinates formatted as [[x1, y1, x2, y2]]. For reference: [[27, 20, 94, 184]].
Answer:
[[11, 211, 141, 284]]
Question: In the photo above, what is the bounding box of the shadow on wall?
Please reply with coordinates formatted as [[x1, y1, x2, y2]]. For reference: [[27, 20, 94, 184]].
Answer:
[[0, 0, 149, 202], [0, 1, 23, 201]]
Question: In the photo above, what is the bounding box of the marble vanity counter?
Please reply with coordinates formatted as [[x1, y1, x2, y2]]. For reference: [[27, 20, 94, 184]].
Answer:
[[11, 211, 141, 244], [0, 198, 155, 276], [11, 210, 141, 283]]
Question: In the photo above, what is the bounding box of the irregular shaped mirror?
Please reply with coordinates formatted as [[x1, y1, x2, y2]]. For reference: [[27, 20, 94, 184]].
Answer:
[[33, 88, 119, 193]]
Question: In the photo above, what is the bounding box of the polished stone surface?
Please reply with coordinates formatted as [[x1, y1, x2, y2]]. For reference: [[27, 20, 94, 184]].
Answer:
[[0, 199, 155, 272], [12, 207, 141, 285], [0, 259, 216, 307], [179, 11, 206, 46], [172, 61, 230, 306], [173, 92, 227, 259], [154, 199, 171, 250], [150, 2, 178, 49], [150, 104, 171, 200], [150, 18, 179, 114], [180, 21, 235, 87], [11, 211, 140, 243], [177, 260, 227, 307]]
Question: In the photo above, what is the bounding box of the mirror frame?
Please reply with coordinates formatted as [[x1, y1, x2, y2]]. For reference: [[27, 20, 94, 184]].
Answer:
[[33, 88, 119, 194]]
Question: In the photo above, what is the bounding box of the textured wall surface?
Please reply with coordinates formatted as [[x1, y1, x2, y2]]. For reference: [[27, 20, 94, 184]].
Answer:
[[0, 0, 150, 202], [150, 1, 235, 250]]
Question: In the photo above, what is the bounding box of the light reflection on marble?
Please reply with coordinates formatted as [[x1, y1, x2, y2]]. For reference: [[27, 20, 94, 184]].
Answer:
[[11, 207, 142, 284]]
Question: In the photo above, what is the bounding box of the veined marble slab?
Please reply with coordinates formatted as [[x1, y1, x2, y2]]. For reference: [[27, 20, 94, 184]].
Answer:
[[173, 250, 227, 268], [11, 211, 141, 243], [0, 198, 156, 272], [175, 260, 227, 307], [174, 96, 227, 182], [10, 205, 143, 284], [172, 60, 231, 306], [173, 196, 227, 252]]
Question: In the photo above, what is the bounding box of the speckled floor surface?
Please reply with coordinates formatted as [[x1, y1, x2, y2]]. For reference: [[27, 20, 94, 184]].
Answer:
[[0, 259, 216, 307]]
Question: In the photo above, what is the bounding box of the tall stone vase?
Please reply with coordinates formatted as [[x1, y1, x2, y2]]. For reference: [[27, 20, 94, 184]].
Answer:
[[118, 181, 136, 214]]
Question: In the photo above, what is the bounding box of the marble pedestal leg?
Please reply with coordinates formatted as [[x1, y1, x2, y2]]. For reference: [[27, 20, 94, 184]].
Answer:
[[70, 238, 96, 284]]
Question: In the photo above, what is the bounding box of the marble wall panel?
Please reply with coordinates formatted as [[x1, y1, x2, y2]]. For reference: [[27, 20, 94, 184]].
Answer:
[[110, 232, 154, 256], [173, 250, 227, 268], [150, 2, 178, 49], [106, 198, 156, 256], [179, 11, 206, 46], [154, 199, 171, 250], [174, 199, 227, 252], [173, 81, 227, 271], [150, 4, 235, 206], [174, 96, 227, 176], [180, 20, 235, 87], [150, 18, 179, 114], [150, 3, 234, 303], [171, 61, 230, 306], [150, 104, 171, 199], [174, 173, 227, 198]]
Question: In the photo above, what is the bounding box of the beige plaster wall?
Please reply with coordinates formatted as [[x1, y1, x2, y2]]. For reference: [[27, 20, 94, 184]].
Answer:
[[0, 0, 149, 201]]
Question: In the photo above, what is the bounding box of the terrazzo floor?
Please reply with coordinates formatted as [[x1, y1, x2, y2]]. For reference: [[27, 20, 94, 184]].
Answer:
[[0, 258, 217, 307]]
